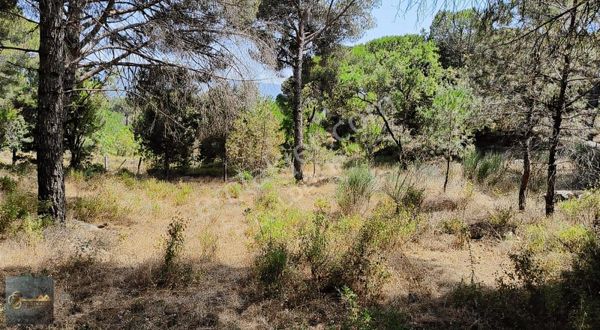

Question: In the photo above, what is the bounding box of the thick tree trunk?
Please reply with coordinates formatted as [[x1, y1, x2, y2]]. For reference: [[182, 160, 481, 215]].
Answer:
[[545, 2, 577, 216], [443, 156, 450, 192], [292, 23, 305, 182], [37, 0, 66, 222]]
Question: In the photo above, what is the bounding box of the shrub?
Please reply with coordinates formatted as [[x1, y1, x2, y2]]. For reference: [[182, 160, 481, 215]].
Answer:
[[255, 181, 281, 210], [341, 286, 373, 329], [71, 193, 128, 223], [198, 230, 218, 261], [255, 241, 289, 287], [0, 176, 17, 192], [225, 182, 243, 199], [462, 149, 480, 179], [477, 153, 503, 182], [556, 225, 594, 253], [0, 188, 37, 235], [382, 166, 424, 214], [462, 151, 507, 185], [158, 217, 192, 287], [248, 197, 415, 300], [336, 165, 376, 215], [570, 142, 600, 189], [234, 170, 253, 184], [226, 99, 284, 175], [173, 183, 193, 206], [441, 217, 467, 235], [559, 191, 600, 225]]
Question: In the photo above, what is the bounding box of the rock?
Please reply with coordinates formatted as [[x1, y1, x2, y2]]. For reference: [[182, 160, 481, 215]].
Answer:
[[554, 190, 585, 202]]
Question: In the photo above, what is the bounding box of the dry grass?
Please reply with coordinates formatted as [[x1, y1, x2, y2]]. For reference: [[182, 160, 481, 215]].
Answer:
[[0, 156, 594, 328]]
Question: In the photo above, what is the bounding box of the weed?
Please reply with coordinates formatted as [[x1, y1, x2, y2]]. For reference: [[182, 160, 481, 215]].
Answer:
[[336, 164, 375, 215], [173, 183, 193, 206], [225, 182, 243, 199], [255, 241, 288, 287], [340, 286, 372, 329], [198, 230, 218, 261], [0, 188, 37, 235], [158, 217, 191, 287], [556, 225, 594, 253], [0, 175, 17, 192], [71, 193, 128, 223], [382, 166, 424, 214]]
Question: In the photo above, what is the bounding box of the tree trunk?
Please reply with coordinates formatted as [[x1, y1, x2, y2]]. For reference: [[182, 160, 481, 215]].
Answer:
[[164, 154, 170, 178], [37, 0, 66, 223], [292, 22, 305, 182], [546, 107, 563, 216], [545, 2, 577, 216], [11, 148, 17, 166], [519, 133, 532, 211], [519, 67, 538, 211], [443, 156, 450, 192], [137, 157, 142, 176], [223, 135, 228, 182]]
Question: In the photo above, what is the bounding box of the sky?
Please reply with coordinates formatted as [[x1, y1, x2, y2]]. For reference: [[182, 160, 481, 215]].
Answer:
[[258, 1, 441, 97]]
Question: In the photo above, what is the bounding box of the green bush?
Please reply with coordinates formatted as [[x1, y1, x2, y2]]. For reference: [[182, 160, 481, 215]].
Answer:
[[255, 241, 289, 287], [71, 194, 128, 223], [249, 197, 418, 300], [462, 151, 506, 184], [226, 99, 284, 175], [0, 176, 17, 192], [157, 217, 192, 287], [225, 182, 243, 199], [382, 167, 424, 214], [477, 153, 503, 183], [462, 149, 480, 180], [336, 165, 376, 215], [0, 187, 37, 235]]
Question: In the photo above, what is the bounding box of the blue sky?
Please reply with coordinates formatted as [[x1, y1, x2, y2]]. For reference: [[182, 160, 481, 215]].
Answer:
[[354, 1, 435, 44]]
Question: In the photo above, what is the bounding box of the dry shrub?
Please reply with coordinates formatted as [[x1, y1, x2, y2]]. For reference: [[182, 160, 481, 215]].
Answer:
[[249, 197, 421, 301]]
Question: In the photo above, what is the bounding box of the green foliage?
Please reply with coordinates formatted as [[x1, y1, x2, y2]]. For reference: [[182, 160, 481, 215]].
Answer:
[[0, 107, 30, 158], [441, 217, 467, 235], [421, 82, 479, 164], [255, 241, 289, 287], [71, 192, 129, 224], [158, 217, 191, 287], [225, 182, 243, 199], [131, 67, 199, 173], [95, 108, 137, 157], [249, 197, 420, 300], [226, 99, 284, 175], [0, 175, 17, 192], [336, 165, 376, 215], [559, 191, 600, 224], [462, 150, 506, 185], [335, 35, 445, 144], [0, 185, 37, 235], [64, 79, 106, 169], [305, 112, 334, 176], [382, 166, 425, 214], [340, 286, 373, 329], [428, 9, 479, 68]]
